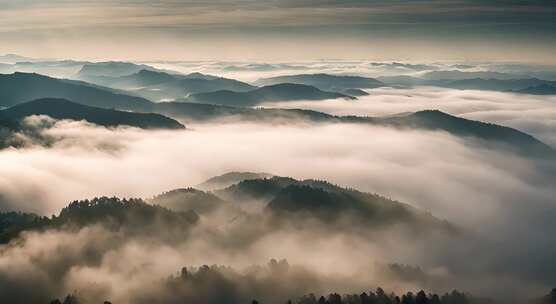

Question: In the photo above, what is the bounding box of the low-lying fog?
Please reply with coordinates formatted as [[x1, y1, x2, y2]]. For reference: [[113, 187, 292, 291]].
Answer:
[[3, 118, 551, 226], [145, 60, 556, 83], [263, 87, 556, 146], [1, 86, 555, 303]]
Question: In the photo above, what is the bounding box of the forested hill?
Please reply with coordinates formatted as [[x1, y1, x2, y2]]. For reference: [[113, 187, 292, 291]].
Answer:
[[0, 197, 199, 243]]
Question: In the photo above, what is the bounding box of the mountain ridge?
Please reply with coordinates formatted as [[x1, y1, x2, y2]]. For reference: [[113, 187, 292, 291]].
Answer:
[[187, 83, 355, 106], [255, 73, 384, 91], [0, 98, 185, 129], [0, 72, 553, 158]]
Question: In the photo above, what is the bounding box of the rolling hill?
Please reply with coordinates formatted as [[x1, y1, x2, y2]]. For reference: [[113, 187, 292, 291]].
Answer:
[[444, 78, 556, 91], [420, 70, 521, 80], [377, 74, 556, 93], [0, 72, 154, 111], [359, 110, 556, 158], [254, 73, 384, 91], [76, 61, 166, 77], [0, 72, 552, 158], [0, 98, 184, 129], [213, 175, 456, 235], [0, 197, 199, 244], [514, 84, 556, 95], [0, 72, 336, 123], [79, 69, 256, 101], [187, 83, 355, 106], [142, 75, 255, 101]]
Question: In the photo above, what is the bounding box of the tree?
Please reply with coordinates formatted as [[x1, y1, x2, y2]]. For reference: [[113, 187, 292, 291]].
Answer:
[[62, 294, 79, 304], [401, 292, 415, 304], [328, 293, 342, 304], [415, 291, 429, 304], [360, 292, 371, 304], [430, 294, 441, 304]]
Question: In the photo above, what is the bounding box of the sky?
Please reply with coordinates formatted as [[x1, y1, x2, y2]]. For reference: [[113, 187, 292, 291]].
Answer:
[[0, 0, 555, 62]]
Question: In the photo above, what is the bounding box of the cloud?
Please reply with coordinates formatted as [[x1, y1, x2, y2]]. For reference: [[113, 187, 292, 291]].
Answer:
[[263, 87, 556, 146], [3, 1, 555, 31], [0, 223, 431, 303], [1, 85, 556, 302], [2, 1, 556, 62]]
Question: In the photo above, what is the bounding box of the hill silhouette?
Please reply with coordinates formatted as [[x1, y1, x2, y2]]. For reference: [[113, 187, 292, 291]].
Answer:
[[76, 61, 167, 77], [0, 72, 153, 111], [0, 197, 199, 244], [515, 84, 556, 95], [80, 69, 255, 101], [214, 175, 455, 235], [421, 70, 520, 80], [255, 74, 384, 91], [0, 72, 552, 158], [364, 110, 555, 158], [377, 74, 556, 93], [0, 98, 184, 129], [187, 83, 355, 106]]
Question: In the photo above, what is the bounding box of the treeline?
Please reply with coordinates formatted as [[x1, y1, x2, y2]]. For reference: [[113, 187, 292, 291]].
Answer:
[[294, 288, 488, 304], [0, 196, 199, 243], [47, 260, 491, 304], [45, 259, 556, 304], [48, 288, 489, 304]]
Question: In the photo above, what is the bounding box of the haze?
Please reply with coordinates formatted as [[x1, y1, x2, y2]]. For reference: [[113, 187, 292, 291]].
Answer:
[[1, 1, 556, 304], [1, 0, 555, 62]]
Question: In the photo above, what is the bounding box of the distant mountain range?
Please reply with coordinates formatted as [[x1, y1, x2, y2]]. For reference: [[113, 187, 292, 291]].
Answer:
[[442, 78, 556, 91], [254, 74, 384, 91], [0, 72, 337, 122], [378, 74, 556, 94], [80, 69, 181, 88], [0, 60, 89, 78], [0, 53, 37, 64], [0, 72, 553, 158], [77, 61, 171, 77], [0, 72, 353, 110], [514, 84, 556, 95], [186, 83, 355, 106], [81, 69, 223, 90], [0, 72, 154, 110], [78, 69, 255, 101], [370, 62, 438, 71], [420, 70, 521, 81], [0, 59, 168, 79], [2, 56, 555, 96]]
